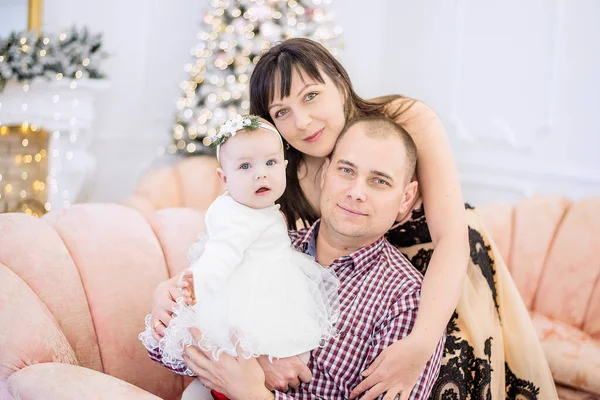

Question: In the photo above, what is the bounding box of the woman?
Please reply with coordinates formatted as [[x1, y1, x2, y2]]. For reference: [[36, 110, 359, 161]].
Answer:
[[151, 38, 557, 399]]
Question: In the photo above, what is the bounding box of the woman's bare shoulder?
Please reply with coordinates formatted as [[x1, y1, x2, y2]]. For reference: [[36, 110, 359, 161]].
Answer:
[[381, 97, 438, 126]]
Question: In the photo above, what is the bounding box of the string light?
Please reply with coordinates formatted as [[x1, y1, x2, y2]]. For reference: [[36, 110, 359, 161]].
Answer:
[[0, 70, 88, 215], [0, 123, 49, 215]]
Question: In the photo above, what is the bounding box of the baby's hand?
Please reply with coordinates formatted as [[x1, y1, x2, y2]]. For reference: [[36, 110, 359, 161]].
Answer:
[[177, 270, 196, 305]]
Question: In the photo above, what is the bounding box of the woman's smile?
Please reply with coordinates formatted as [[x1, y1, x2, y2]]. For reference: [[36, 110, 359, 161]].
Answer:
[[304, 128, 324, 143]]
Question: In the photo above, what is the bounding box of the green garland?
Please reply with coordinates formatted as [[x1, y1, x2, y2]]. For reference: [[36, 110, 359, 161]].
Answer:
[[0, 27, 107, 91]]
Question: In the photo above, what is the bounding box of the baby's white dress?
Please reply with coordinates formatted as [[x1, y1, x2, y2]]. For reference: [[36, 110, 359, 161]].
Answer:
[[139, 194, 339, 375]]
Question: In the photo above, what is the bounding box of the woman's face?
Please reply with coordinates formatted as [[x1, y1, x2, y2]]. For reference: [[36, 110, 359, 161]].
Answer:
[[267, 68, 347, 158]]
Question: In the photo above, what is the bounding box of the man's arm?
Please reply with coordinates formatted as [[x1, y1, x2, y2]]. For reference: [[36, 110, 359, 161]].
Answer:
[[361, 287, 445, 400], [147, 344, 195, 375]]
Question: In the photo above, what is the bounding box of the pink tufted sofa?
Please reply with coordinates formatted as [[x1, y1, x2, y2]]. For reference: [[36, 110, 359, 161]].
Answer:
[[0, 155, 598, 399], [0, 204, 205, 399], [123, 157, 224, 216], [477, 197, 600, 399]]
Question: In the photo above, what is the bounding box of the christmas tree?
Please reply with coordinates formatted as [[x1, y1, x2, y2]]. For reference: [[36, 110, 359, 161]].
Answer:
[[167, 0, 342, 156]]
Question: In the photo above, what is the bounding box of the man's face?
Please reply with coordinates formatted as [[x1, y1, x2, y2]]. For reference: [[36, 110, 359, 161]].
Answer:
[[217, 128, 287, 209], [319, 124, 414, 245]]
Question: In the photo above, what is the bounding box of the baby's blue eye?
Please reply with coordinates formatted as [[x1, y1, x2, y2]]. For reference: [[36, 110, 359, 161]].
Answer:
[[240, 163, 251, 170], [266, 159, 276, 166]]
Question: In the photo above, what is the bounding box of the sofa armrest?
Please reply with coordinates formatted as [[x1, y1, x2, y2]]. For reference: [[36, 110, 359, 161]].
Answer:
[[6, 363, 161, 400], [532, 312, 600, 395]]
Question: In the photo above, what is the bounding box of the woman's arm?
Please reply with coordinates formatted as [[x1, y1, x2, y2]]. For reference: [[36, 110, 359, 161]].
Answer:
[[351, 100, 469, 400], [396, 100, 469, 346]]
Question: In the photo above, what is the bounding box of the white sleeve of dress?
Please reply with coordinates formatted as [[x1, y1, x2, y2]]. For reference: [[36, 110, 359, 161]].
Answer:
[[191, 195, 272, 300]]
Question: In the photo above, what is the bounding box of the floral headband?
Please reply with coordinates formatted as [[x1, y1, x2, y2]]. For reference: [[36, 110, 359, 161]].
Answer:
[[202, 115, 282, 162]]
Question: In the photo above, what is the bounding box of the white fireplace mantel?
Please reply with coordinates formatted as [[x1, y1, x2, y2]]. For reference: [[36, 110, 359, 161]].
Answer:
[[0, 78, 109, 210]]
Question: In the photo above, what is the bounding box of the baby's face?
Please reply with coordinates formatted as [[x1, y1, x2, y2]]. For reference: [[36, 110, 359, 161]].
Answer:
[[218, 128, 286, 209]]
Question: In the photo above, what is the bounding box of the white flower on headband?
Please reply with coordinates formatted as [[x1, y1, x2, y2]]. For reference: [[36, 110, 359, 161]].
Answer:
[[202, 115, 260, 147]]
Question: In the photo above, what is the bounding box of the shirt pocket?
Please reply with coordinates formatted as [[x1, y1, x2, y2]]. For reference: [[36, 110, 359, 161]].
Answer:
[[314, 329, 371, 396]]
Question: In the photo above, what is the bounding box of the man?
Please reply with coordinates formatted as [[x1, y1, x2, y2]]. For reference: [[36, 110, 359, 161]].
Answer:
[[151, 116, 445, 400]]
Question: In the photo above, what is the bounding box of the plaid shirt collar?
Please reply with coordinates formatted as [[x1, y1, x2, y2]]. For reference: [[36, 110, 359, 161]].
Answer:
[[297, 219, 387, 272]]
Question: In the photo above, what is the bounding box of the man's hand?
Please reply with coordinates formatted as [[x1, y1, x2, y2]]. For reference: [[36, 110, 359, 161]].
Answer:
[[257, 355, 312, 391], [349, 333, 432, 400], [177, 270, 196, 305], [150, 275, 182, 341], [183, 328, 274, 400]]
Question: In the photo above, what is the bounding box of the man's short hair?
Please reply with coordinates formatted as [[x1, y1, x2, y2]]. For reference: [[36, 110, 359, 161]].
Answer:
[[331, 116, 418, 182]]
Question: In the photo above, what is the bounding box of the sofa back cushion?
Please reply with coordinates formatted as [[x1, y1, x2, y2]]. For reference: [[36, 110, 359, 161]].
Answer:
[[0, 204, 206, 399]]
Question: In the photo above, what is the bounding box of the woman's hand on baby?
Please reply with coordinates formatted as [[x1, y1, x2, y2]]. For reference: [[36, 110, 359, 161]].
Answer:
[[257, 355, 312, 392], [177, 270, 196, 305], [150, 275, 181, 341]]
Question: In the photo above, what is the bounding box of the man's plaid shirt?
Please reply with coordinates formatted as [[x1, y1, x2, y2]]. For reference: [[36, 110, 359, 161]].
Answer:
[[148, 221, 445, 399]]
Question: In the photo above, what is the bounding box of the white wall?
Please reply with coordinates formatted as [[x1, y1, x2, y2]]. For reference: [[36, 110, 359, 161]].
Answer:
[[41, 0, 600, 205], [332, 0, 387, 99], [0, 0, 29, 37], [382, 0, 600, 205], [43, 0, 206, 202]]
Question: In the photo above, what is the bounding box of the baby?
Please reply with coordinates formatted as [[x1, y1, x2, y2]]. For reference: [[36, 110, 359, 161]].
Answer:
[[139, 115, 339, 396]]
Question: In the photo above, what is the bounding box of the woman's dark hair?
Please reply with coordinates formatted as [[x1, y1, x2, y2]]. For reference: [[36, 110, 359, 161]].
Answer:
[[249, 38, 415, 229]]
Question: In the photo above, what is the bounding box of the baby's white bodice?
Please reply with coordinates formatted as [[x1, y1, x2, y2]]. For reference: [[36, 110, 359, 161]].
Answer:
[[192, 194, 291, 298]]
